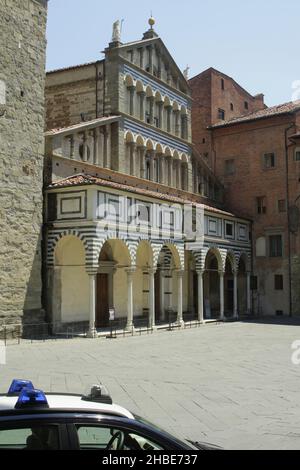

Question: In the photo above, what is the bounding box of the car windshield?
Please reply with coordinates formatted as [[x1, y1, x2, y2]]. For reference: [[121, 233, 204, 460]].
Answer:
[[133, 414, 197, 450]]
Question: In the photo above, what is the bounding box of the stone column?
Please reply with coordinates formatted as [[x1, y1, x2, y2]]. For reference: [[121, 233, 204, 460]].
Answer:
[[149, 150, 155, 181], [197, 270, 204, 323], [129, 142, 137, 176], [159, 155, 165, 185], [128, 86, 135, 116], [167, 106, 172, 133], [247, 272, 251, 314], [160, 270, 165, 322], [69, 135, 75, 159], [105, 125, 111, 169], [126, 268, 135, 331], [149, 97, 155, 125], [87, 274, 97, 338], [82, 131, 88, 162], [148, 268, 156, 329], [176, 161, 181, 189], [97, 128, 104, 167], [158, 102, 163, 128], [176, 270, 184, 326], [139, 91, 146, 121], [175, 110, 180, 136], [233, 270, 238, 319], [219, 271, 225, 321], [73, 134, 80, 160], [140, 146, 147, 179], [168, 158, 173, 187]]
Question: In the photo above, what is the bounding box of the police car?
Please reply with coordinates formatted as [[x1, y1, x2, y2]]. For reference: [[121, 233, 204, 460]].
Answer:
[[0, 379, 219, 450]]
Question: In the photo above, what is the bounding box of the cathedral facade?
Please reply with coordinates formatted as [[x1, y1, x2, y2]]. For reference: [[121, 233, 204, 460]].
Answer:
[[44, 20, 251, 336]]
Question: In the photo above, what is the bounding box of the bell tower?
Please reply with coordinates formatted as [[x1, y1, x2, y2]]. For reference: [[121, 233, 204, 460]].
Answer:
[[0, 0, 48, 330]]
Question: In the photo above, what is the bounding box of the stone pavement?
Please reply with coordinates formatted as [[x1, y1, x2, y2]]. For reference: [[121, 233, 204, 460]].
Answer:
[[1, 320, 300, 450]]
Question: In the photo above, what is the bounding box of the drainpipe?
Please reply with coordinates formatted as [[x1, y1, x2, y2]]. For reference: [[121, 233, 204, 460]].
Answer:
[[285, 123, 295, 317]]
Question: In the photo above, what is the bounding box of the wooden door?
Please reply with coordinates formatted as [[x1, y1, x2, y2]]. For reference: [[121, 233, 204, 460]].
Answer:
[[96, 274, 109, 328]]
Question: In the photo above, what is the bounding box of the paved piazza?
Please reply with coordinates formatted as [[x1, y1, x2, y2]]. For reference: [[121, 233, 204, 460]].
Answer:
[[2, 321, 300, 450]]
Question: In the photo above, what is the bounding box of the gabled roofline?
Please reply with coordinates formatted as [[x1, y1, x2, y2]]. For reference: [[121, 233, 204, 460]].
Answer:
[[45, 116, 120, 137], [189, 67, 264, 102], [109, 34, 189, 88], [210, 101, 300, 130], [47, 59, 104, 75]]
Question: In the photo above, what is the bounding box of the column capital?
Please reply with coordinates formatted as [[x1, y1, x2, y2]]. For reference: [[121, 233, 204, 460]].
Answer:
[[126, 266, 136, 275], [86, 268, 98, 277], [175, 269, 184, 278], [196, 269, 205, 276], [128, 141, 137, 149], [218, 270, 225, 277], [148, 267, 157, 275]]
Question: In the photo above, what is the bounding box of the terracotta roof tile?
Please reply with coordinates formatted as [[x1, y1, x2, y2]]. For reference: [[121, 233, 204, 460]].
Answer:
[[45, 116, 120, 136], [211, 100, 300, 128], [47, 174, 245, 219]]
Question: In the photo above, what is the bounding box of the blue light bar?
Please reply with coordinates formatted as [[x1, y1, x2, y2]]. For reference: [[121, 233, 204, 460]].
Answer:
[[8, 379, 34, 396], [15, 388, 49, 409]]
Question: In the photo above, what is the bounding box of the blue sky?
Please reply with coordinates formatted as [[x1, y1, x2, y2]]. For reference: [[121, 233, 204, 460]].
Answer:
[[46, 0, 299, 106]]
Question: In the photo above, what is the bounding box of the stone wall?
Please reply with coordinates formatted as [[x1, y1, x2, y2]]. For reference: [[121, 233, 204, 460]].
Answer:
[[0, 0, 48, 326]]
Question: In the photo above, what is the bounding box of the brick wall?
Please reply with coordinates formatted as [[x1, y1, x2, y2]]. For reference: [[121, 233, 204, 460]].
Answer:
[[212, 114, 300, 315], [189, 68, 265, 170], [45, 61, 104, 131]]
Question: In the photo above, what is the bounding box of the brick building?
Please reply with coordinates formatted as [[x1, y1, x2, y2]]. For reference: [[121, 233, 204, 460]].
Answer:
[[189, 68, 265, 171], [190, 68, 300, 316], [0, 0, 48, 329]]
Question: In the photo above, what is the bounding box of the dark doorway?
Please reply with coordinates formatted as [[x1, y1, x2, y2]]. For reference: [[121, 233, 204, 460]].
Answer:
[[155, 270, 161, 323], [96, 274, 109, 327]]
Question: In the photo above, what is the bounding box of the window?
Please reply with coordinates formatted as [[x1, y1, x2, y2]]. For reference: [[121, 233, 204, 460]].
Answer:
[[224, 159, 235, 176], [221, 78, 225, 90], [225, 221, 234, 238], [0, 425, 60, 450], [76, 425, 165, 451], [218, 108, 225, 120], [278, 199, 286, 213], [269, 235, 283, 257], [295, 149, 300, 161], [264, 153, 275, 169], [202, 138, 206, 144], [275, 274, 284, 290], [256, 196, 267, 214], [230, 103, 234, 111], [244, 101, 249, 110]]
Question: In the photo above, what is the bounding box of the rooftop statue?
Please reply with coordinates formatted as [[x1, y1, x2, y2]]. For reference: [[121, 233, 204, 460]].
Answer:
[[112, 20, 121, 43]]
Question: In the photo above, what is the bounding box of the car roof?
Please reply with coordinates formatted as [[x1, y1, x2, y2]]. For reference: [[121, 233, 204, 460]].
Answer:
[[0, 393, 134, 420]]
